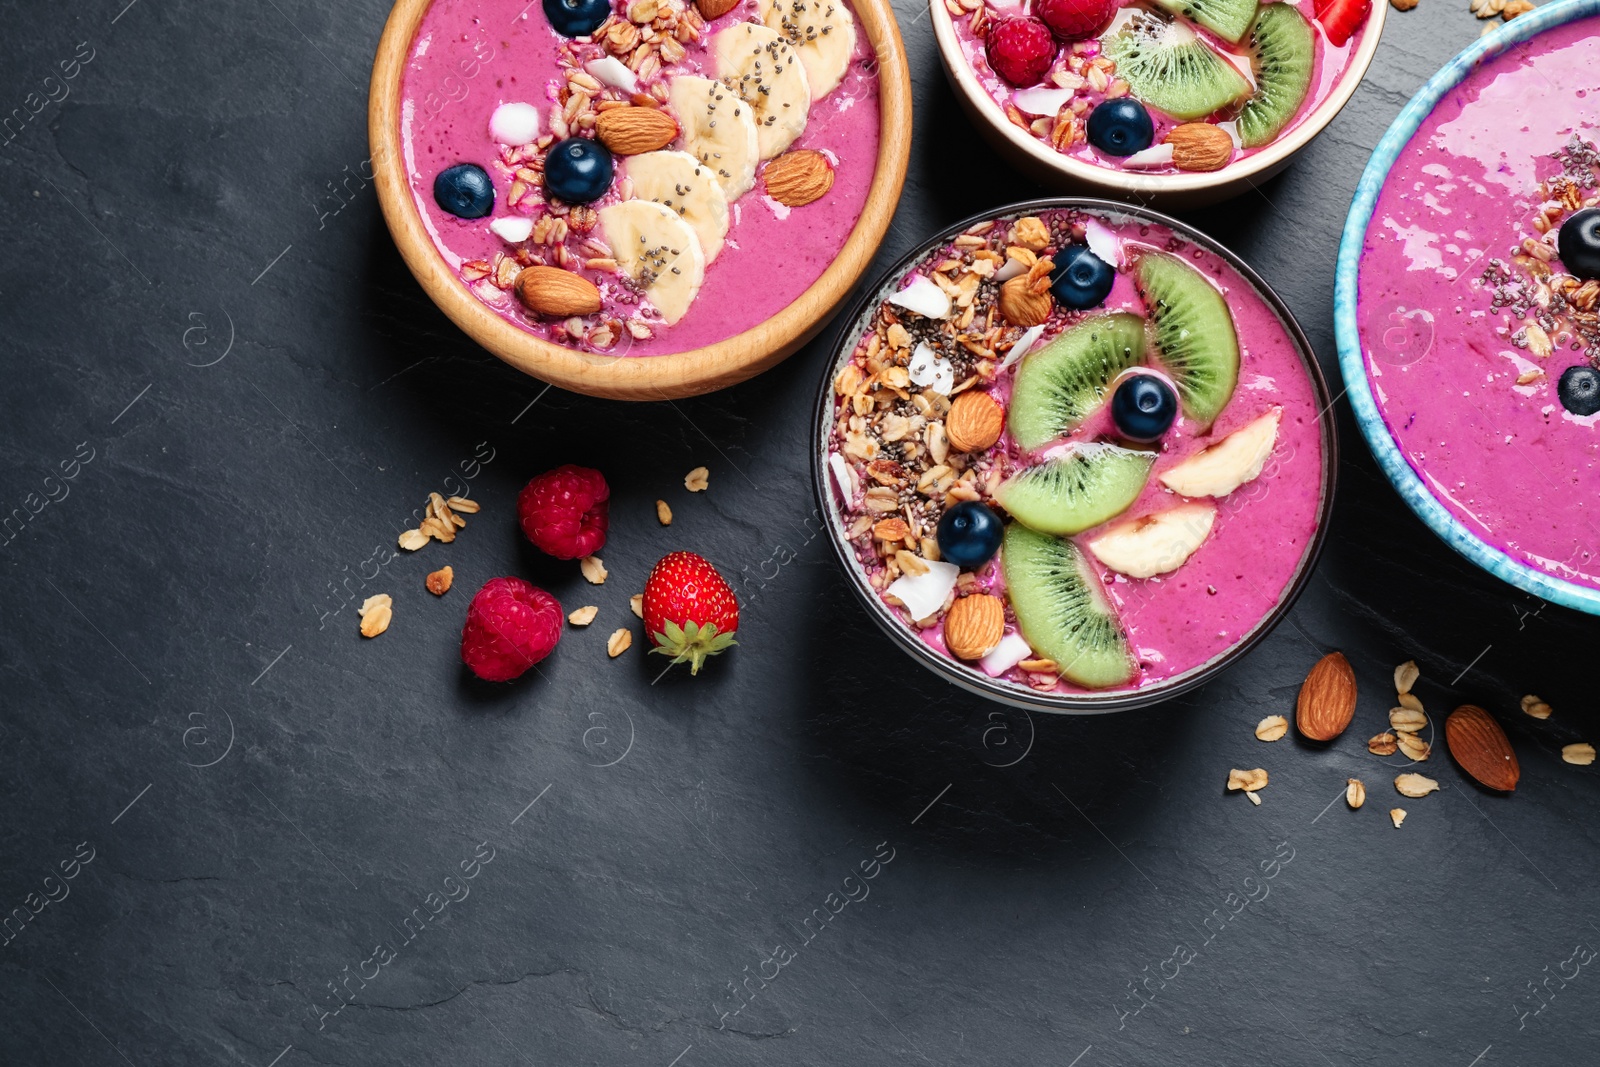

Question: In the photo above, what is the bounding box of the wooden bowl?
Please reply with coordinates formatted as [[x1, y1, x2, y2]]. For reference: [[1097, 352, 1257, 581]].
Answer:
[[369, 0, 912, 400], [929, 0, 1386, 210]]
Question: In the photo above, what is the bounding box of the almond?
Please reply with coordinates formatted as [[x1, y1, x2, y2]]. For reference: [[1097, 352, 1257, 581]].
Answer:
[[696, 0, 741, 17], [595, 106, 679, 155], [998, 275, 1052, 326], [946, 391, 1005, 453], [1445, 704, 1520, 790], [763, 149, 834, 207], [515, 266, 602, 317], [1167, 122, 1235, 173], [944, 593, 1004, 661], [1295, 651, 1357, 741]]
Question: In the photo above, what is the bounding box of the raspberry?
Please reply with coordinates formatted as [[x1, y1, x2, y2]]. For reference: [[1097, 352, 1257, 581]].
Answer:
[[1033, 0, 1117, 41], [517, 464, 609, 560], [984, 16, 1057, 88], [460, 577, 562, 682]]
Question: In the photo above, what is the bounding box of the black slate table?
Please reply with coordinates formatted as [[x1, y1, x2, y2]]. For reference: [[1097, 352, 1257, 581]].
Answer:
[[3, 1, 1597, 1065]]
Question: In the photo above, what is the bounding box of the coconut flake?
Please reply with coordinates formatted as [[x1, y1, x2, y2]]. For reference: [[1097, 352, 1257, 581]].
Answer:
[[489, 102, 541, 146], [888, 275, 952, 319], [1215, 120, 1243, 150], [1012, 87, 1074, 116], [1121, 143, 1176, 169], [585, 57, 640, 93], [828, 452, 855, 503], [489, 216, 534, 243], [995, 256, 1029, 283], [886, 560, 960, 622], [1220, 48, 1258, 90], [1104, 7, 1143, 37], [1084, 217, 1123, 270], [981, 632, 1034, 677], [909, 343, 956, 394], [1000, 323, 1047, 371]]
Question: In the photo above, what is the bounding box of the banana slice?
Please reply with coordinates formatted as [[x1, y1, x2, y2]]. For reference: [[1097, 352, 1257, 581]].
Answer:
[[667, 75, 760, 201], [758, 0, 857, 100], [1087, 502, 1217, 579], [712, 23, 810, 159], [623, 150, 730, 264], [1159, 409, 1281, 498], [598, 200, 706, 326]]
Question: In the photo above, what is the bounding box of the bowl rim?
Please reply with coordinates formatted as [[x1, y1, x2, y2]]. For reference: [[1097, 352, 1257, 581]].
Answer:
[[811, 196, 1340, 714], [1333, 0, 1600, 616], [928, 0, 1387, 198], [367, 0, 913, 401]]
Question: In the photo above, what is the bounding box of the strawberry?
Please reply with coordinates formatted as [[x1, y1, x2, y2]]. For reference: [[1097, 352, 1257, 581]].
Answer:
[[642, 551, 739, 675], [1313, 0, 1369, 47]]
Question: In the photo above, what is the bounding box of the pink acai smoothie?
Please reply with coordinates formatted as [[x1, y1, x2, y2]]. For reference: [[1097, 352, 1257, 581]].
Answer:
[[400, 0, 880, 357], [1357, 17, 1600, 589], [825, 208, 1328, 697], [951, 0, 1368, 176]]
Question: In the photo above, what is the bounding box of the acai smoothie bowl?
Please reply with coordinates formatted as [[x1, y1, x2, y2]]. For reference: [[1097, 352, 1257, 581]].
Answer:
[[931, 0, 1384, 206], [369, 0, 911, 400], [814, 200, 1336, 712], [1337, 0, 1600, 614]]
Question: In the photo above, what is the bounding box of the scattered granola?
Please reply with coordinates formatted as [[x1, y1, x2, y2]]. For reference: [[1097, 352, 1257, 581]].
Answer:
[[1246, 790, 1262, 806], [1397, 732, 1432, 761], [1394, 659, 1419, 695], [359, 593, 393, 638], [608, 627, 634, 657], [1368, 731, 1399, 756], [1563, 742, 1596, 765], [630, 593, 644, 618], [399, 491, 480, 551], [1390, 807, 1407, 828], [1522, 694, 1553, 719], [581, 555, 609, 584], [1255, 715, 1289, 742], [656, 499, 673, 525], [1227, 767, 1269, 792], [1390, 706, 1428, 734], [426, 566, 454, 595], [1395, 772, 1440, 797], [568, 605, 600, 626], [1347, 778, 1366, 809]]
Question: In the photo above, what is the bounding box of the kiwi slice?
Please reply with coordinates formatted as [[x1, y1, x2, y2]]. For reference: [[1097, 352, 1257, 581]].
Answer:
[[1134, 251, 1240, 426], [1001, 523, 1136, 690], [1237, 4, 1315, 148], [1150, 0, 1258, 44], [1008, 312, 1146, 452], [995, 444, 1155, 536], [1101, 12, 1253, 122]]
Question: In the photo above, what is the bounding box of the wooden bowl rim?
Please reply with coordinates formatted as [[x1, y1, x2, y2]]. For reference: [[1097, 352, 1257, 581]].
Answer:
[[927, 0, 1388, 199], [368, 0, 912, 400]]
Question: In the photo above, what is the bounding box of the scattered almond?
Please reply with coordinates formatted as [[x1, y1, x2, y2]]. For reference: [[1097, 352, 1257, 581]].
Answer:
[[630, 593, 644, 618], [1395, 772, 1440, 798], [1390, 807, 1407, 828], [1167, 122, 1234, 172], [1368, 731, 1399, 756], [946, 390, 1006, 453], [944, 594, 1005, 661], [685, 466, 709, 492], [1444, 704, 1520, 791], [1397, 732, 1432, 761], [998, 275, 1052, 327], [1255, 715, 1289, 742], [595, 106, 680, 155], [581, 555, 608, 584], [656, 499, 673, 525], [607, 628, 633, 657], [1394, 659, 1419, 695], [515, 266, 603, 318], [697, 0, 740, 16], [358, 593, 393, 638], [447, 495, 480, 514], [426, 566, 453, 596], [1390, 0, 1418, 10], [763, 149, 834, 208], [1563, 742, 1596, 766], [1227, 767, 1269, 792], [1390, 706, 1428, 733], [1347, 778, 1366, 809], [568, 605, 599, 626], [1521, 694, 1552, 719], [398, 528, 429, 551], [1296, 651, 1358, 741]]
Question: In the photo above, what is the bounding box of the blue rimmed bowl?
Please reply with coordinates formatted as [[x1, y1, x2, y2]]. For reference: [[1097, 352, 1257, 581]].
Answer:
[[1334, 0, 1600, 616]]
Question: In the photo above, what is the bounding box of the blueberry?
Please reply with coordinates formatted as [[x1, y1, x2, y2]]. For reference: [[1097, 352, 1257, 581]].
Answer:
[[937, 501, 1004, 569], [433, 163, 495, 219], [1086, 98, 1154, 158], [544, 0, 613, 37], [544, 137, 614, 204], [1110, 373, 1179, 442], [1559, 365, 1600, 416], [1558, 207, 1600, 282], [1049, 244, 1116, 310]]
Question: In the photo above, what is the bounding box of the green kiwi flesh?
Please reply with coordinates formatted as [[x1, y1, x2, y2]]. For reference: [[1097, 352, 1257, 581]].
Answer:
[[1008, 312, 1146, 452], [1001, 523, 1136, 690], [1102, 13, 1253, 122], [1237, 4, 1316, 148], [1133, 251, 1240, 426], [995, 444, 1155, 536]]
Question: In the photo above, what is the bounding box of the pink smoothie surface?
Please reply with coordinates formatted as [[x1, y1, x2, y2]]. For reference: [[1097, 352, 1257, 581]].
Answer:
[[827, 211, 1328, 696], [400, 0, 881, 357], [1356, 16, 1600, 590], [951, 0, 1367, 176]]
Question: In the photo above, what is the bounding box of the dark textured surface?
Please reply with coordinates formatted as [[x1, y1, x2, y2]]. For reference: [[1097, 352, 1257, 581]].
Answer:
[[2, 2, 1597, 1065]]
